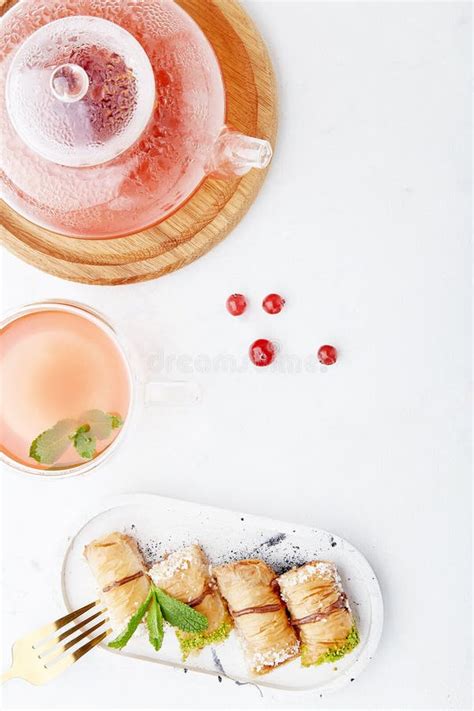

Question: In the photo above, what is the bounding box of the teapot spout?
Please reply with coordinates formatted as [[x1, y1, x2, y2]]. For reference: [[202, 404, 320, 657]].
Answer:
[[208, 128, 273, 178]]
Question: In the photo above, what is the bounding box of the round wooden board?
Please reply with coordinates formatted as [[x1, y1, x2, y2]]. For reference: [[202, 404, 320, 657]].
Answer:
[[0, 0, 277, 285]]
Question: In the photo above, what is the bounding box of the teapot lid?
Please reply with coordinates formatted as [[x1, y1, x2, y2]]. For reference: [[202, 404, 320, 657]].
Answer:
[[6, 15, 155, 167]]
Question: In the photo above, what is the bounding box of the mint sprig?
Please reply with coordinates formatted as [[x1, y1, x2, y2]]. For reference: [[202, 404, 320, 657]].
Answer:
[[29, 410, 123, 465], [72, 425, 96, 460], [108, 589, 154, 650], [29, 419, 78, 466], [147, 594, 164, 651], [110, 414, 123, 430], [80, 410, 123, 440], [155, 587, 209, 633], [107, 582, 208, 653]]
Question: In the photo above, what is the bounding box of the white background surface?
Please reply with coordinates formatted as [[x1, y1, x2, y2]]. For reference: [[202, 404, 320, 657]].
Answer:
[[0, 1, 471, 709]]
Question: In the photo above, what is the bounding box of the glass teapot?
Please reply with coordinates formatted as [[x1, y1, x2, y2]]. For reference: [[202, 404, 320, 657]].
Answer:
[[0, 0, 273, 239]]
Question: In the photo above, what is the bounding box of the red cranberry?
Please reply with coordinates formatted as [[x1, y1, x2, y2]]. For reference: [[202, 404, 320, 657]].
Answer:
[[249, 339, 276, 367], [262, 293, 285, 314], [226, 293, 247, 316], [317, 345, 338, 365]]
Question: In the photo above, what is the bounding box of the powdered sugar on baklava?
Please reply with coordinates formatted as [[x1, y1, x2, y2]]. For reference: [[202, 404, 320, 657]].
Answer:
[[149, 546, 198, 582], [251, 641, 300, 673], [279, 561, 339, 590]]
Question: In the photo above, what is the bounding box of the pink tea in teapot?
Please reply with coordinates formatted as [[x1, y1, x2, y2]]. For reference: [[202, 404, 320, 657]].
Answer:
[[1, 0, 236, 238]]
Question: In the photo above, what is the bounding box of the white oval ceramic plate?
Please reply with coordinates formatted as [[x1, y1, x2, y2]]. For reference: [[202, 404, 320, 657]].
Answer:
[[61, 494, 383, 693]]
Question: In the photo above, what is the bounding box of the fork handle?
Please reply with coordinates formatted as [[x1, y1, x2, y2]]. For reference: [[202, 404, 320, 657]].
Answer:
[[1, 668, 17, 684]]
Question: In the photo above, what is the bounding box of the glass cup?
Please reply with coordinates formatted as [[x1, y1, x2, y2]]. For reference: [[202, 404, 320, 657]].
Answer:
[[0, 300, 199, 478]]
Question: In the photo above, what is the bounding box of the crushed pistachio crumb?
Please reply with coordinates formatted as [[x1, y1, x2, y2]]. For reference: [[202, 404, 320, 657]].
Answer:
[[302, 625, 360, 667], [177, 620, 233, 660]]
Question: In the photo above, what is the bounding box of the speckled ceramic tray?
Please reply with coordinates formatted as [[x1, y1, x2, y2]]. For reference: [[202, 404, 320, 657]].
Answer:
[[61, 494, 383, 693]]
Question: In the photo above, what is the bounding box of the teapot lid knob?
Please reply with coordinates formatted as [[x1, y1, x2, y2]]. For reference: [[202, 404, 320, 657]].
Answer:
[[50, 63, 90, 104], [6, 15, 155, 168]]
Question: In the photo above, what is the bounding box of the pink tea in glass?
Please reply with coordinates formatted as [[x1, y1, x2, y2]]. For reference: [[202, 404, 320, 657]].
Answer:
[[0, 306, 131, 472]]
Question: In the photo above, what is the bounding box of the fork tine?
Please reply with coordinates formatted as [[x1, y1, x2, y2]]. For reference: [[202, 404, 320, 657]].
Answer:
[[27, 601, 100, 644], [44, 629, 111, 678], [40, 618, 108, 662], [35, 610, 105, 654]]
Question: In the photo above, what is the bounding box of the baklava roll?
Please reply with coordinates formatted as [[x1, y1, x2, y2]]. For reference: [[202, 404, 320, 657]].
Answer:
[[84, 532, 150, 632], [278, 561, 359, 666], [149, 544, 232, 658], [214, 559, 299, 675]]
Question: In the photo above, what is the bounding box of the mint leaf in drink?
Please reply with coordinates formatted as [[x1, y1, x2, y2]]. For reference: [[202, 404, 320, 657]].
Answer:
[[147, 594, 164, 651], [110, 414, 123, 430], [154, 587, 208, 633], [80, 410, 123, 439], [80, 410, 113, 439], [72, 425, 96, 459], [108, 589, 153, 650], [29, 410, 123, 465], [29, 419, 78, 465]]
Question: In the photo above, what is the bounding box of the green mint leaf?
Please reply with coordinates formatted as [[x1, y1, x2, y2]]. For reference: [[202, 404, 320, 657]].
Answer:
[[108, 589, 153, 650], [29, 419, 78, 465], [154, 586, 208, 633], [29, 410, 123, 466], [80, 410, 113, 440], [109, 414, 123, 430], [79, 410, 123, 439], [147, 594, 164, 652], [72, 425, 96, 459]]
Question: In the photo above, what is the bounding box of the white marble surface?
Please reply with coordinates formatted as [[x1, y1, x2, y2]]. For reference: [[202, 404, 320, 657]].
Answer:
[[1, 1, 472, 709]]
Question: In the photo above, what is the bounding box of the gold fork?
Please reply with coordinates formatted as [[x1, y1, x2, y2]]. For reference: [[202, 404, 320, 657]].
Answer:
[[1, 601, 111, 685]]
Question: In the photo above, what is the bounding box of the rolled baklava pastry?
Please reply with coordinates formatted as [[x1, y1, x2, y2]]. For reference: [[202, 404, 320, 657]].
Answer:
[[278, 561, 359, 666], [84, 532, 150, 633], [149, 544, 232, 658], [213, 559, 299, 675]]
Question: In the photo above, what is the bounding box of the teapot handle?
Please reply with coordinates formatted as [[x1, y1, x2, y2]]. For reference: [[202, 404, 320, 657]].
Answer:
[[207, 128, 273, 178]]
